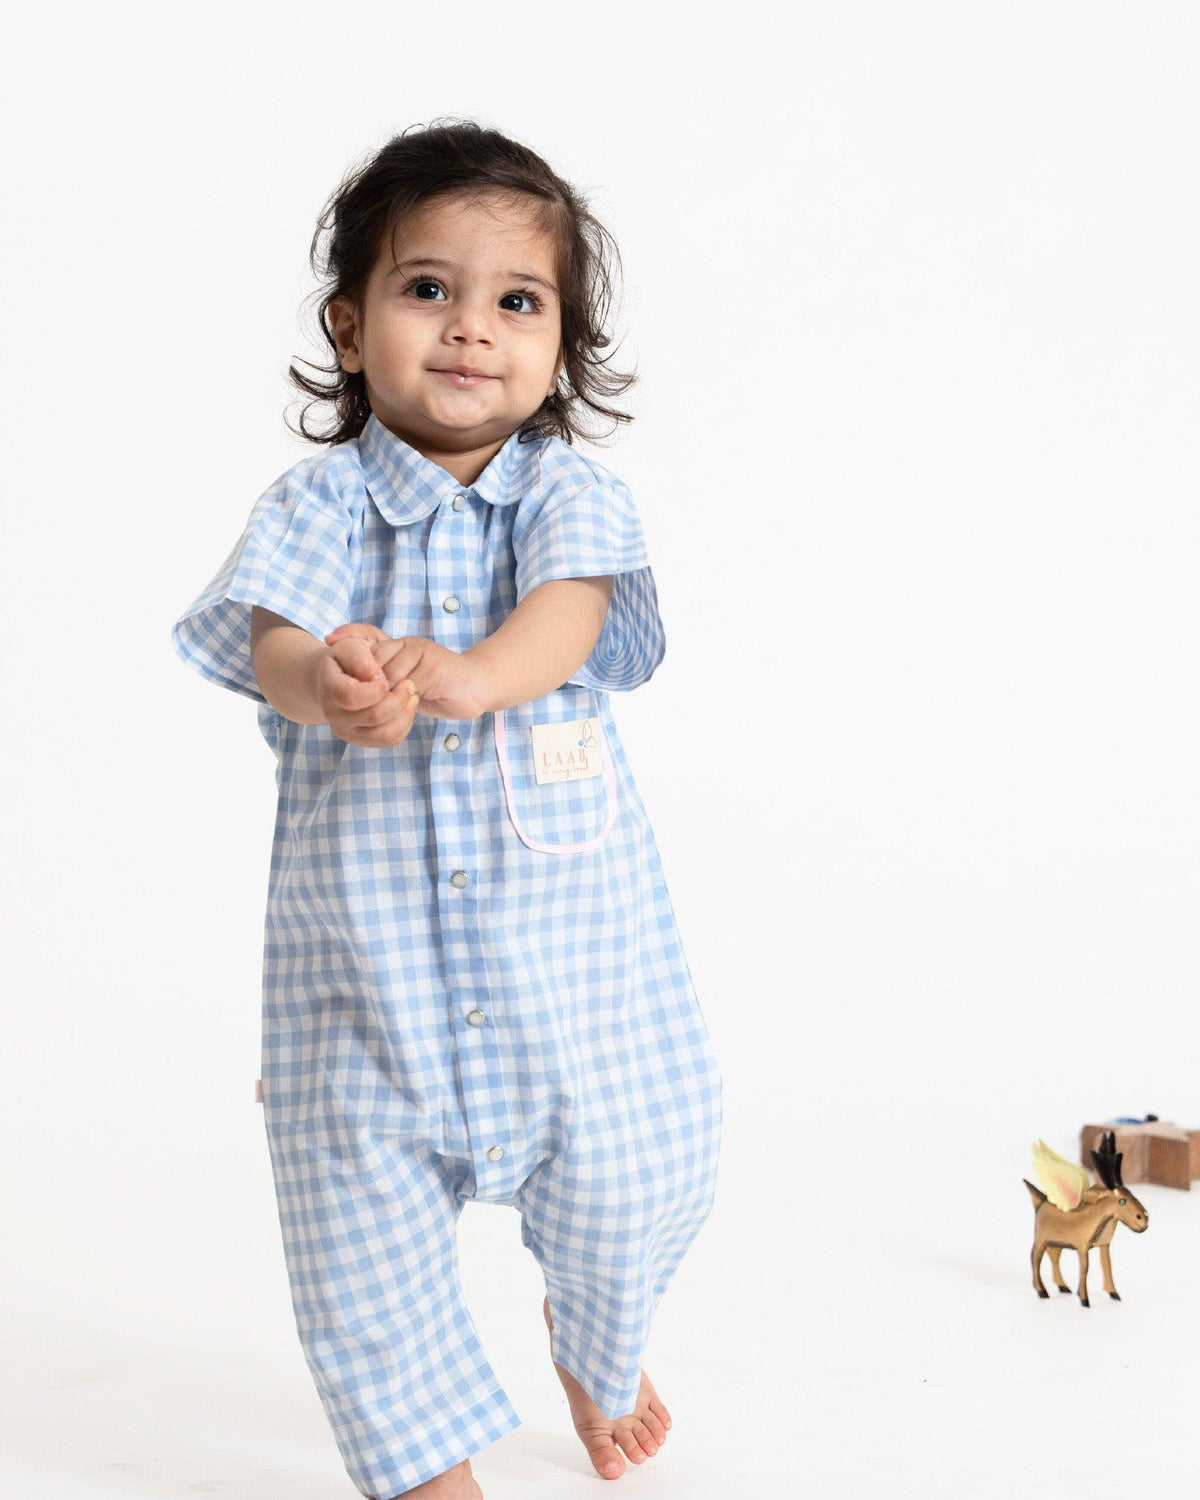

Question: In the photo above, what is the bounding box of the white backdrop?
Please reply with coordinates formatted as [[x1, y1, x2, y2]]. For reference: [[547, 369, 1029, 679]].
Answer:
[[3, 3, 1198, 1496]]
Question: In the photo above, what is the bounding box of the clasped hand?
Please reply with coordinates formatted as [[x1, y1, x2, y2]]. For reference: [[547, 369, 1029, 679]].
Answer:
[[313, 623, 482, 747]]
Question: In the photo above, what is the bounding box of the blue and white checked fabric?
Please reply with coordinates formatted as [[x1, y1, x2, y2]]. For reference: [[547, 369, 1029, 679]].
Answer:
[[171, 410, 724, 1499]]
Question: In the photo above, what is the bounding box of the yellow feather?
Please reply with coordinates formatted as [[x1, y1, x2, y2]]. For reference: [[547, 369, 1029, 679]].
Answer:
[[1031, 1138, 1091, 1211]]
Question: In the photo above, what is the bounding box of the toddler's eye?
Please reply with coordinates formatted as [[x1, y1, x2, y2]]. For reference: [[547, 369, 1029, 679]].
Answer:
[[500, 290, 542, 314], [407, 278, 446, 302]]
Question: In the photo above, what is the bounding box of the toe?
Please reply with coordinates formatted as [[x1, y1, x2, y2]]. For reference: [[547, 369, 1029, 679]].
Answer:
[[642, 1409, 667, 1445], [632, 1419, 658, 1456], [615, 1426, 650, 1464], [590, 1441, 626, 1480], [649, 1396, 672, 1431]]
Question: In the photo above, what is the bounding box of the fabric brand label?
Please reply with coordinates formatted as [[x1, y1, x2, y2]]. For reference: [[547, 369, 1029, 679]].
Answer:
[[529, 716, 604, 785]]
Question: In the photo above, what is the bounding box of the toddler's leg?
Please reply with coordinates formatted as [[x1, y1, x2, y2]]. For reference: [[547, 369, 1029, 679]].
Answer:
[[261, 1109, 520, 1498], [512, 1078, 722, 1423]]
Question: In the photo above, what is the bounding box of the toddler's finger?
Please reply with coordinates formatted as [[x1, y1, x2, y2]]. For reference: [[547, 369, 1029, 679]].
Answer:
[[390, 675, 420, 709], [343, 676, 418, 739], [326, 622, 387, 643], [331, 638, 389, 685], [323, 669, 389, 722], [370, 638, 414, 680], [376, 675, 420, 721]]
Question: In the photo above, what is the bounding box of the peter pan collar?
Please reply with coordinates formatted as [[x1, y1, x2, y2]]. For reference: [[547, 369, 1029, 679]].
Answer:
[[357, 409, 542, 526]]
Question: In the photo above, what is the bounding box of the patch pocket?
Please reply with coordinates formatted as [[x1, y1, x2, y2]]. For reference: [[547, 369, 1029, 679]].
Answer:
[[494, 688, 617, 854]]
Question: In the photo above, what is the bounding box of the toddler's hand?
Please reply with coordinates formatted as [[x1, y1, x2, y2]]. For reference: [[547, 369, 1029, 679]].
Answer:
[[314, 627, 420, 747], [325, 623, 484, 721]]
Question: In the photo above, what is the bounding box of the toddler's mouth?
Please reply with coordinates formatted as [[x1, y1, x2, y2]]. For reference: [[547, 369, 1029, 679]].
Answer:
[[431, 369, 496, 387]]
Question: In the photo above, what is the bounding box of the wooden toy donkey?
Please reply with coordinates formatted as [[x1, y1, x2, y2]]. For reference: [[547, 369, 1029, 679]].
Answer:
[[1023, 1130, 1149, 1305]]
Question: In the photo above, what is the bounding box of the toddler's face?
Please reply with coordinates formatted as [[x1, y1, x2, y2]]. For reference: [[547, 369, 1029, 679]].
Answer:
[[331, 191, 564, 469]]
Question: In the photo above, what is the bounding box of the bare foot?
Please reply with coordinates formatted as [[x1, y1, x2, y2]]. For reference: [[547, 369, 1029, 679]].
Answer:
[[379, 1457, 483, 1498], [542, 1295, 672, 1480]]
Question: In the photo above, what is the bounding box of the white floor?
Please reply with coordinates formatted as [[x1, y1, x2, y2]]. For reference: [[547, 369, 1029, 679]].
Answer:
[[4, 1140, 1197, 1499]]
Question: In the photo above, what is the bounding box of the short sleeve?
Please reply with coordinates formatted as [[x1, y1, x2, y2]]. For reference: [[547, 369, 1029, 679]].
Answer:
[[170, 465, 357, 704], [513, 477, 666, 692]]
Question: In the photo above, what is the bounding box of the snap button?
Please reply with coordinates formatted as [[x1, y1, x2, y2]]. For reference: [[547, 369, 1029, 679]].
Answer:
[[450, 870, 469, 888], [467, 1009, 486, 1026], [442, 595, 461, 613], [486, 1145, 505, 1161], [452, 494, 466, 511], [443, 732, 461, 751]]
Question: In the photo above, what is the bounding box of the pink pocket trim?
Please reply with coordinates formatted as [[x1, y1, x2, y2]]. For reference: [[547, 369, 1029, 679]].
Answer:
[[494, 706, 617, 854]]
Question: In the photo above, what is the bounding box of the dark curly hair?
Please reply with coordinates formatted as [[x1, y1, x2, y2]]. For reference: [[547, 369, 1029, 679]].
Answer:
[[286, 117, 638, 449]]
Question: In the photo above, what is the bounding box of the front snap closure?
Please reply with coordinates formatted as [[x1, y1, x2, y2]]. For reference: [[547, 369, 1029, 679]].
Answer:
[[450, 870, 469, 888], [442, 595, 460, 613], [443, 733, 461, 751], [452, 494, 466, 511], [467, 1009, 486, 1026], [486, 1145, 505, 1161]]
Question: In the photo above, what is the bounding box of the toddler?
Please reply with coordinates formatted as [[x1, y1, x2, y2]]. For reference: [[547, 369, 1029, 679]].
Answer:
[[171, 118, 723, 1500]]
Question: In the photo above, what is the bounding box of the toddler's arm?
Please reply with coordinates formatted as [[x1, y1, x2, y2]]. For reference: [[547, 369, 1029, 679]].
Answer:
[[250, 607, 331, 723], [463, 577, 614, 714]]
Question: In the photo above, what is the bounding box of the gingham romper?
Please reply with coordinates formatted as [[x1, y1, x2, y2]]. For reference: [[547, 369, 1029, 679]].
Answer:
[[170, 410, 724, 1499]]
